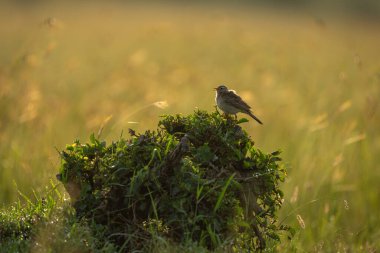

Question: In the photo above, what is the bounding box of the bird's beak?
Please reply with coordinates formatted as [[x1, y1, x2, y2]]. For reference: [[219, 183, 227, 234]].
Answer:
[[213, 87, 217, 90]]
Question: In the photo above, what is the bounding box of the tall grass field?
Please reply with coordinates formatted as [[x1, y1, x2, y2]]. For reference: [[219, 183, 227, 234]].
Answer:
[[0, 2, 379, 252]]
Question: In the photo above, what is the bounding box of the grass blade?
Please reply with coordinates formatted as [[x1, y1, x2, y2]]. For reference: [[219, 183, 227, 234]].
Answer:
[[213, 173, 235, 213]]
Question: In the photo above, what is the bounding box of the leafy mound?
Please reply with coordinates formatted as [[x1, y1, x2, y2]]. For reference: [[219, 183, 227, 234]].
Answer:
[[58, 110, 288, 252]]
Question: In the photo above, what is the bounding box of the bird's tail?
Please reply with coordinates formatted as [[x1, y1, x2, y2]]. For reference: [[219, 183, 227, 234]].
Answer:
[[248, 111, 263, 125]]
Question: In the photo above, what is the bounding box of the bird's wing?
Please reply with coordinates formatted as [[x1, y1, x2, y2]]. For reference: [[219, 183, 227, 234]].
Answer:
[[225, 91, 251, 110]]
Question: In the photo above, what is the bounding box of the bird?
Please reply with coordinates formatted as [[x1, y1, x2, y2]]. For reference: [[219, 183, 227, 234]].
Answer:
[[214, 85, 263, 124]]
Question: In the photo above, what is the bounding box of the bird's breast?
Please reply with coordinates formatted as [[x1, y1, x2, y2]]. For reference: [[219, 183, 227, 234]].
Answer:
[[216, 94, 240, 114]]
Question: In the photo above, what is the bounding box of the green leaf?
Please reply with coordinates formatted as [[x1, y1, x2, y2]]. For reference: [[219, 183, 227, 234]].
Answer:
[[195, 144, 214, 163], [243, 160, 254, 168], [90, 133, 96, 144], [237, 118, 249, 124]]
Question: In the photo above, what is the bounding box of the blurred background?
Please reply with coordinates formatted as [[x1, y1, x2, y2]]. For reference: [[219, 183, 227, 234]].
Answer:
[[0, 1, 379, 251]]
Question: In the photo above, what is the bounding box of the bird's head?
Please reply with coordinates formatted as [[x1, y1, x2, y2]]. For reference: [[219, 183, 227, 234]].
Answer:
[[214, 85, 229, 93]]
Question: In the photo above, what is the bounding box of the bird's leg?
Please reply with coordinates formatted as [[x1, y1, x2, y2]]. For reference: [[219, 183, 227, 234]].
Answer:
[[224, 113, 234, 122]]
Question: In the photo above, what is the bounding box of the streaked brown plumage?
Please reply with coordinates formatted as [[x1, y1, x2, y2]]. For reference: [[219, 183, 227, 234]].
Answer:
[[215, 85, 263, 125]]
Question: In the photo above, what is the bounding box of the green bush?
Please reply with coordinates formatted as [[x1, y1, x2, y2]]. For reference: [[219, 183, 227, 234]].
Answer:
[[0, 184, 118, 253], [57, 110, 289, 252]]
